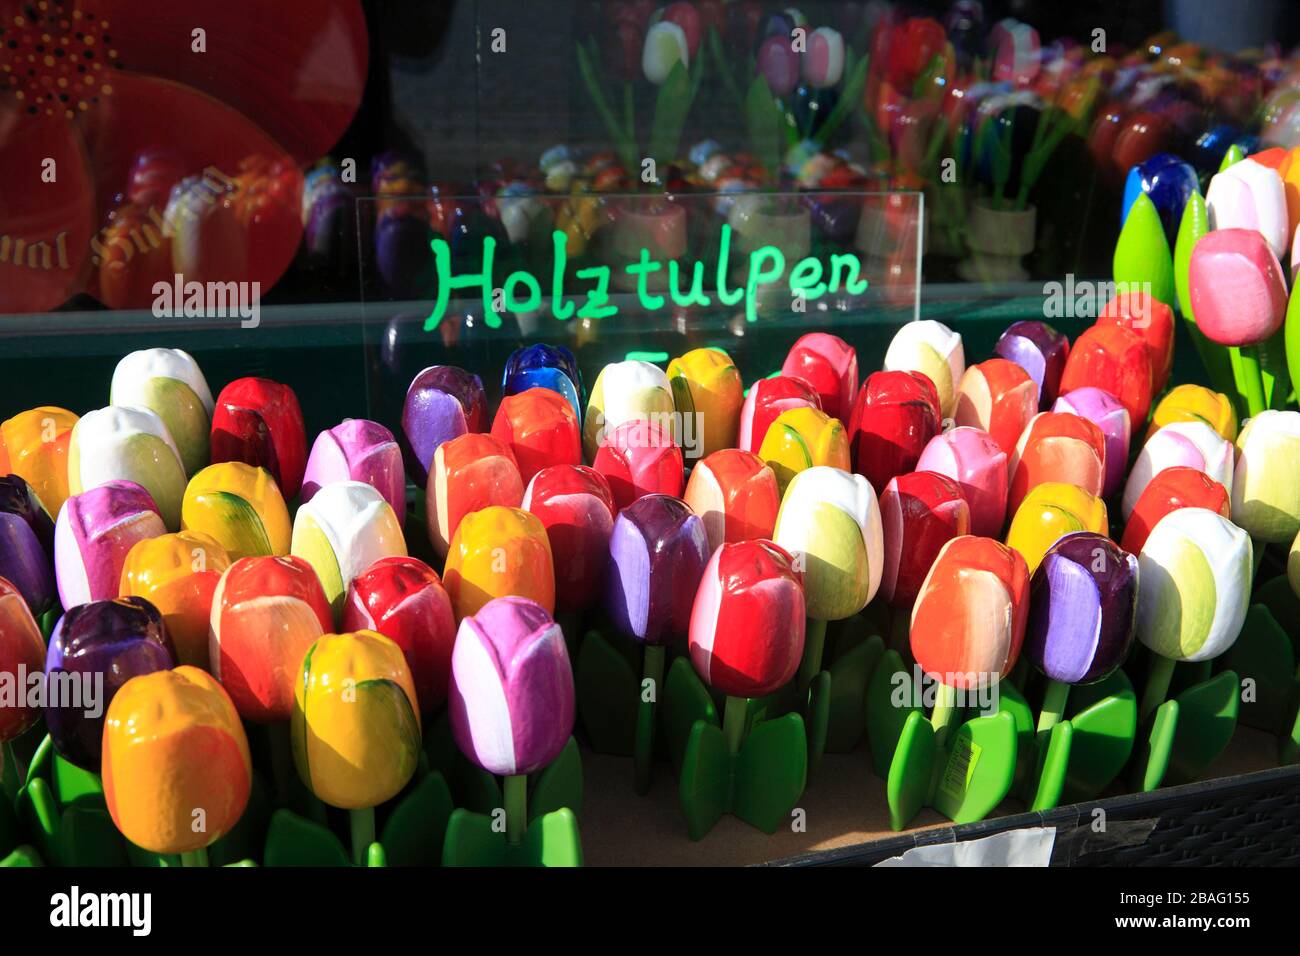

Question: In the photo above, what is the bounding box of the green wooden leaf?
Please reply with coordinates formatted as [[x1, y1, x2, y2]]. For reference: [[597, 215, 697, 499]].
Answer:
[[1029, 720, 1072, 812], [263, 809, 351, 867], [1259, 327, 1291, 410], [526, 809, 583, 867], [678, 720, 729, 841], [865, 649, 917, 779], [805, 671, 830, 778], [0, 845, 42, 866], [1114, 192, 1175, 308], [16, 777, 58, 864], [380, 771, 453, 867], [1061, 670, 1137, 802], [576, 630, 640, 756], [931, 711, 1017, 825], [366, 842, 387, 867], [50, 754, 104, 811], [1219, 143, 1246, 172], [442, 808, 503, 867], [734, 713, 807, 834], [993, 680, 1034, 796], [886, 710, 934, 831], [442, 808, 583, 867], [1284, 285, 1300, 415], [1131, 698, 1179, 792], [59, 806, 128, 867], [1281, 699, 1300, 765], [125, 843, 180, 867], [825, 634, 882, 752], [530, 737, 582, 820], [1174, 190, 1237, 400], [745, 76, 784, 182], [662, 656, 717, 779], [1220, 605, 1294, 733], [1257, 574, 1300, 647], [649, 60, 693, 166], [1167, 670, 1240, 784]]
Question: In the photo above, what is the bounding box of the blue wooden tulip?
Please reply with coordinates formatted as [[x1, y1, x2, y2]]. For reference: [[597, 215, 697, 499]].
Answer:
[[1121, 153, 1198, 247], [502, 345, 584, 423]]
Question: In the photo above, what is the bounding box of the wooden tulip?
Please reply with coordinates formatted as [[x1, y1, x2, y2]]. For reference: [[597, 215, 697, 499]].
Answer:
[[738, 375, 821, 453], [425, 433, 524, 559], [1008, 411, 1107, 515], [491, 387, 583, 485], [120, 531, 230, 669], [683, 448, 780, 551], [781, 333, 858, 422], [954, 358, 1039, 456], [915, 426, 1008, 537], [1120, 466, 1230, 554], [444, 506, 555, 622], [181, 461, 291, 560], [1058, 323, 1153, 441], [1005, 481, 1109, 574], [54, 481, 166, 608], [592, 419, 684, 510], [668, 347, 744, 457], [0, 407, 78, 515], [211, 377, 308, 499], [110, 349, 214, 477], [69, 406, 187, 530], [847, 370, 942, 495]]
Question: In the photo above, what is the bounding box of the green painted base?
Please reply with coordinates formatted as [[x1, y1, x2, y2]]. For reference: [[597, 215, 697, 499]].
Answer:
[[823, 632, 884, 754], [442, 807, 582, 866], [380, 771, 454, 866], [1130, 671, 1240, 792], [662, 656, 718, 779], [678, 712, 807, 841], [575, 629, 641, 756]]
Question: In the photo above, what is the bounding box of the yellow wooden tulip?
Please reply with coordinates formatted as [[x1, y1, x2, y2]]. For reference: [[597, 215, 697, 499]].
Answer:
[[1005, 481, 1109, 574], [119, 531, 231, 670], [443, 506, 555, 622], [757, 406, 850, 493], [1146, 384, 1237, 443], [667, 348, 743, 458], [181, 461, 291, 560]]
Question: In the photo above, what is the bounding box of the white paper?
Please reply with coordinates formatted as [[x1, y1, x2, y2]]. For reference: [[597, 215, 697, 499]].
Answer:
[[873, 826, 1057, 867]]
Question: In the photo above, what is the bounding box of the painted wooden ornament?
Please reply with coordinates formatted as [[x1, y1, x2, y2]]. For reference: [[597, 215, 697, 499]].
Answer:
[[1188, 227, 1288, 347], [503, 344, 584, 423], [993, 320, 1070, 409], [45, 597, 177, 771], [0, 407, 78, 516], [0, 576, 46, 741], [1098, 291, 1176, 393], [0, 474, 55, 617], [954, 358, 1039, 456], [181, 462, 291, 560], [210, 377, 308, 499], [915, 426, 1008, 537], [882, 319, 966, 419], [522, 464, 617, 613], [879, 471, 971, 607], [110, 349, 214, 477], [1205, 156, 1289, 259], [737, 375, 822, 453], [302, 420, 407, 526], [343, 556, 458, 715], [1052, 389, 1130, 499], [780, 333, 859, 422], [1005, 481, 1109, 575], [667, 347, 744, 457], [425, 433, 525, 559], [444, 505, 556, 622], [1122, 421, 1234, 521], [1147, 384, 1238, 443], [120, 531, 231, 669], [490, 387, 583, 486], [1058, 323, 1154, 442], [847, 370, 942, 495], [757, 406, 850, 494], [689, 540, 806, 698], [210, 555, 333, 723], [683, 448, 780, 551], [401, 366, 489, 487], [1120, 466, 1231, 555], [1231, 409, 1300, 544], [103, 666, 251, 856], [54, 481, 166, 609], [591, 419, 684, 510], [583, 360, 676, 462], [291, 481, 407, 616], [69, 406, 188, 531], [1007, 411, 1107, 515]]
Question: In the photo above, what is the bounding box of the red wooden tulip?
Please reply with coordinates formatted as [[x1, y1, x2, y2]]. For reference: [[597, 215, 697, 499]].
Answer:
[[1098, 291, 1176, 392], [911, 536, 1030, 687], [342, 556, 457, 714], [211, 377, 308, 498], [738, 376, 822, 453], [688, 540, 806, 699], [490, 387, 582, 485], [1119, 466, 1231, 555], [880, 472, 971, 608], [1058, 324, 1154, 441], [591, 419, 684, 511], [425, 433, 525, 559], [781, 333, 858, 422], [1007, 412, 1107, 514], [847, 370, 942, 496], [954, 359, 1039, 456], [522, 464, 617, 612]]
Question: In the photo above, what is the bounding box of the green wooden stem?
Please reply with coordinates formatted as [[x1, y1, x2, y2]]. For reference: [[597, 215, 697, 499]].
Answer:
[[504, 774, 527, 846], [180, 848, 208, 868], [723, 695, 748, 755], [930, 683, 959, 750], [268, 721, 293, 806], [1140, 654, 1178, 725], [1037, 679, 1070, 734], [1236, 344, 1267, 418], [798, 617, 828, 698], [350, 807, 375, 865], [634, 643, 665, 794]]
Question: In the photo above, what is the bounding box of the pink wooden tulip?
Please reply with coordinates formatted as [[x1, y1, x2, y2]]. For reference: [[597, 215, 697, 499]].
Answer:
[[54, 481, 166, 609], [1206, 157, 1289, 259], [591, 419, 684, 511], [1188, 228, 1288, 346], [302, 420, 406, 525], [1053, 388, 1131, 498], [915, 427, 1008, 537]]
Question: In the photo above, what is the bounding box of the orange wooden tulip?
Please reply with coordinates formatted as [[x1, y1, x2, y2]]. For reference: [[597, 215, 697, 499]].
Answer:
[[425, 433, 524, 559], [102, 667, 251, 854], [683, 449, 780, 551], [443, 506, 555, 621], [1098, 291, 1175, 392], [0, 407, 78, 516], [490, 387, 582, 485], [120, 531, 231, 670], [1007, 412, 1107, 514], [1058, 323, 1153, 441]]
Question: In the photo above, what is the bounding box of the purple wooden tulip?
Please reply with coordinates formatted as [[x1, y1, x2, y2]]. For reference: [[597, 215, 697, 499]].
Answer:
[[1053, 388, 1131, 498], [606, 494, 710, 646], [400, 366, 488, 487], [1025, 532, 1137, 685], [44, 596, 176, 771], [54, 481, 166, 610], [994, 321, 1070, 409], [447, 596, 574, 776], [0, 475, 56, 616], [302, 420, 407, 525]]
